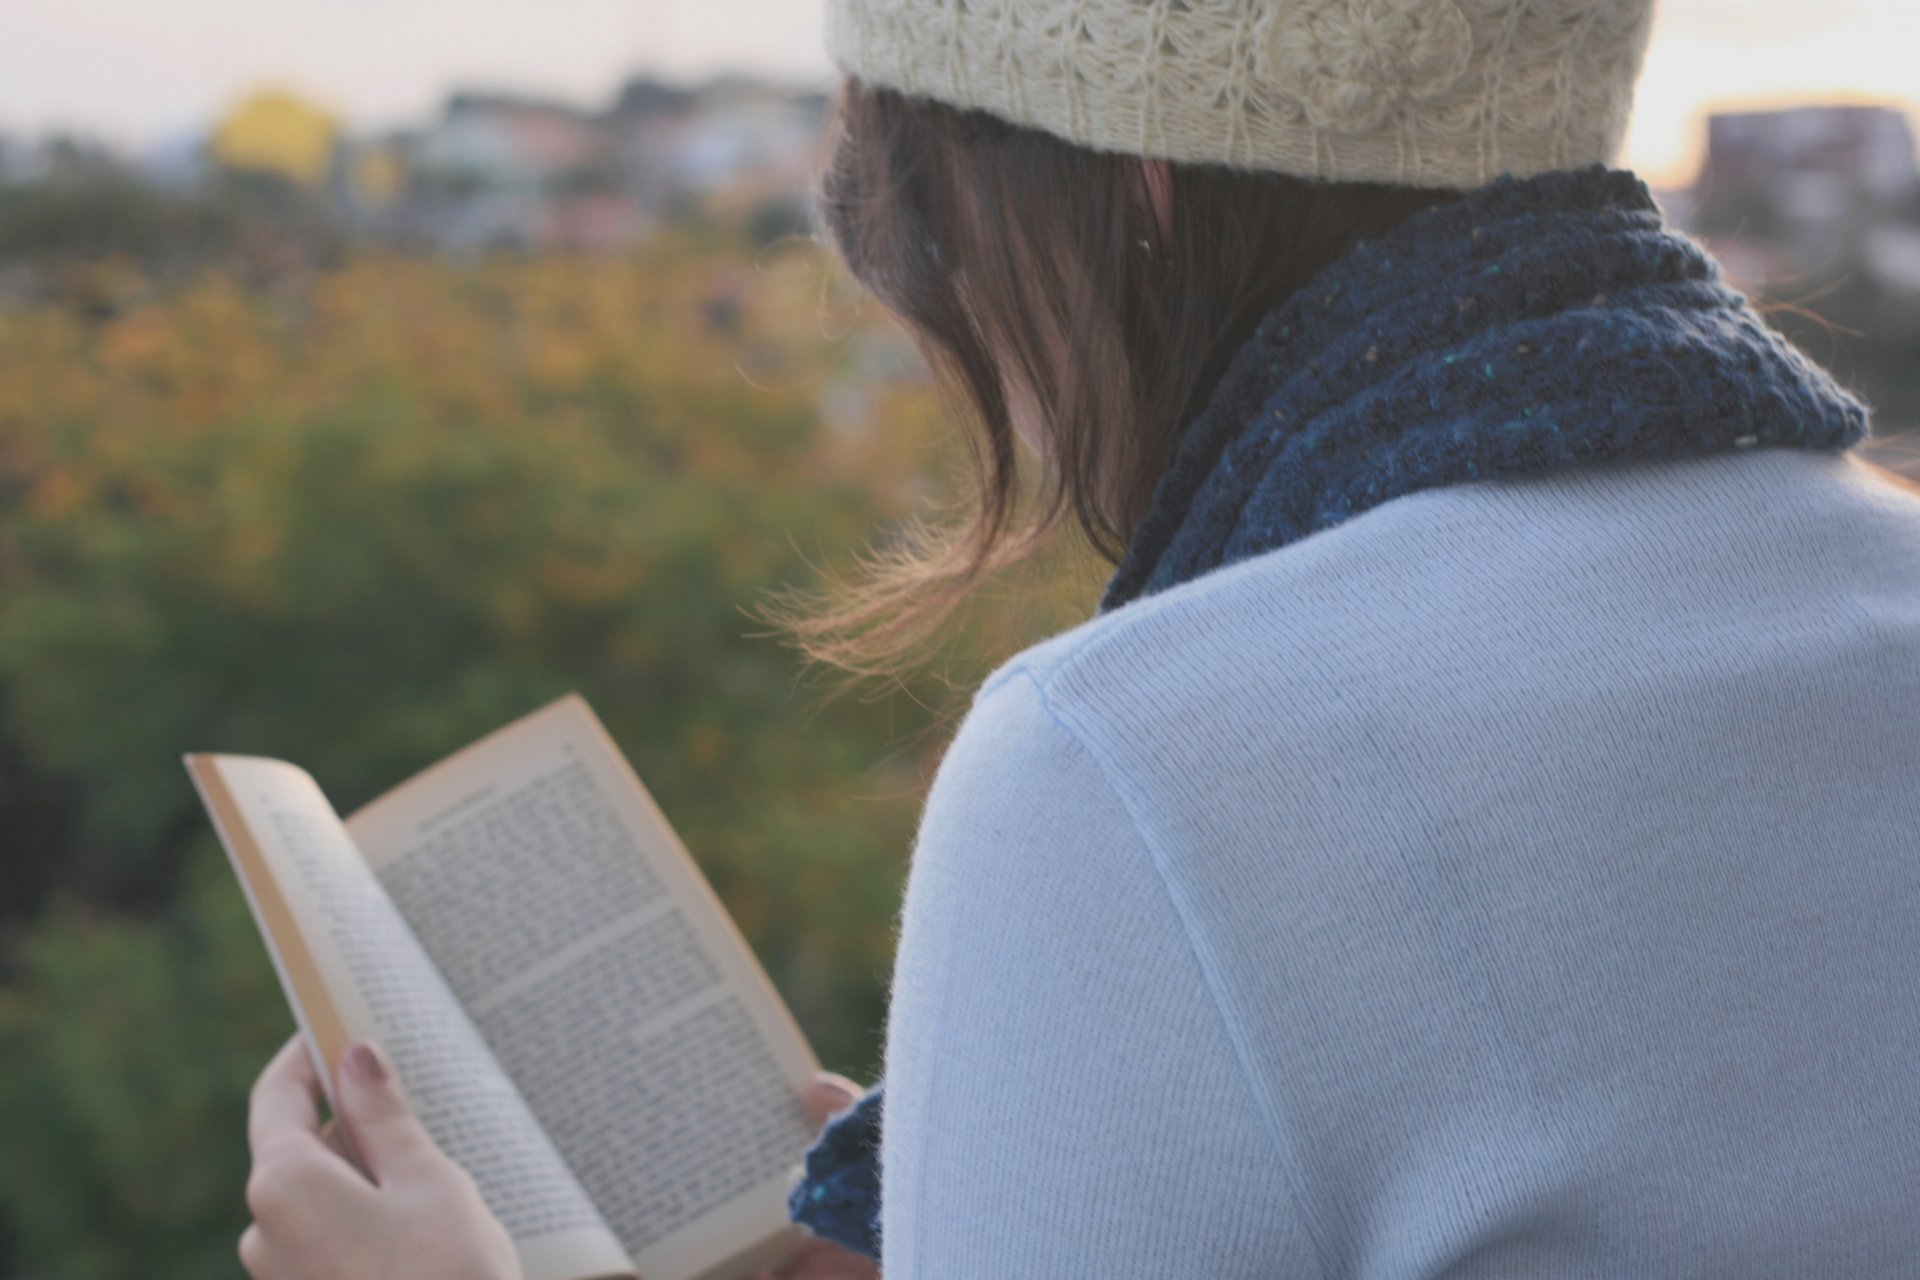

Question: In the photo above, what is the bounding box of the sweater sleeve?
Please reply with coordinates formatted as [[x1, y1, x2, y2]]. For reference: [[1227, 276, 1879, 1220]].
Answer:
[[877, 667, 1323, 1279]]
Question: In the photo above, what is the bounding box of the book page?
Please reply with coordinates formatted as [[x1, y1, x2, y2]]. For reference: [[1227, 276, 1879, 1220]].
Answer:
[[188, 755, 636, 1280], [345, 696, 820, 1280]]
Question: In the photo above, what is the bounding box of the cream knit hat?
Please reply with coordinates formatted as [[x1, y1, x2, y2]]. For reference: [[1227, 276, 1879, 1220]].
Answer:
[[822, 0, 1658, 189]]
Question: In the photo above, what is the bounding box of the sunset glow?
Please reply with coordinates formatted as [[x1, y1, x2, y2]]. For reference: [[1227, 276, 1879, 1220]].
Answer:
[[3, 0, 1916, 186]]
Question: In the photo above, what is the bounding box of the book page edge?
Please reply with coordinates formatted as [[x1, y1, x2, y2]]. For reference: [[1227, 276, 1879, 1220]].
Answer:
[[341, 693, 585, 833], [184, 753, 354, 1101]]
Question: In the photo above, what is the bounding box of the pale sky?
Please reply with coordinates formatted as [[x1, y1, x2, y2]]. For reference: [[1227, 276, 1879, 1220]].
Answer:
[[2, 0, 1915, 185]]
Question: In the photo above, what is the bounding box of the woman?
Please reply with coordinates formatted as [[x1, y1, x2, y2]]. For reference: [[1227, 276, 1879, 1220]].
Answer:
[[239, 1, 1920, 1276]]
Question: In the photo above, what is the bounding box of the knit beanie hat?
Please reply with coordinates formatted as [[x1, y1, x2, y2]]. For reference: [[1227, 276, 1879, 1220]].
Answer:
[[822, 0, 1658, 189]]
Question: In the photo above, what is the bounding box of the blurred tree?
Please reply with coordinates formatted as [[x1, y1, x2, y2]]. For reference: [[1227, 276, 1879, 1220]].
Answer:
[[0, 846, 287, 1279], [0, 235, 1095, 1275], [210, 89, 342, 189]]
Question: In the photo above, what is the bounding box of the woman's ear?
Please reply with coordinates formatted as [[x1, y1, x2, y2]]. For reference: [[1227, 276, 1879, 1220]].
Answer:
[[1141, 158, 1174, 248]]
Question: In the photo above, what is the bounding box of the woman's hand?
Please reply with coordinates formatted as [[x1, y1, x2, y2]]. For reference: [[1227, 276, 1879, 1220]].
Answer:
[[241, 1033, 875, 1280], [239, 1034, 521, 1280], [751, 1073, 881, 1280]]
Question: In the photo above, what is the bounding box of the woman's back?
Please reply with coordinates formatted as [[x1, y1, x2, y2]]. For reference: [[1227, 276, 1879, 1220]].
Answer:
[[880, 446, 1920, 1277]]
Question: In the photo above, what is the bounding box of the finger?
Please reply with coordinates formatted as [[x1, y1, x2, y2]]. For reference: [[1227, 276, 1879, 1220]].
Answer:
[[248, 1034, 326, 1162], [318, 1118, 361, 1168], [812, 1071, 864, 1098], [801, 1073, 864, 1127], [334, 1040, 435, 1183], [777, 1238, 882, 1279], [237, 1222, 272, 1278]]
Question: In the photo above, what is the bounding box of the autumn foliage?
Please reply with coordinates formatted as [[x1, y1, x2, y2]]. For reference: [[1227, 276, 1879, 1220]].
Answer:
[[0, 232, 1092, 1276]]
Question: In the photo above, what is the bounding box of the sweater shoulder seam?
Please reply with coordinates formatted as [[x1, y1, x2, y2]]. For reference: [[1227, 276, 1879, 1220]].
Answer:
[[1004, 667, 1336, 1280]]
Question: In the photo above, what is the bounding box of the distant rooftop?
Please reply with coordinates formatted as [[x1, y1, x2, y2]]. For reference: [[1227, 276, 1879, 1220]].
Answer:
[[1703, 103, 1919, 200]]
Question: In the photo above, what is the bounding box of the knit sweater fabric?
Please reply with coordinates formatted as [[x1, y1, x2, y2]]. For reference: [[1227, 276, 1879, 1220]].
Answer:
[[823, 0, 1656, 188], [788, 168, 1920, 1274]]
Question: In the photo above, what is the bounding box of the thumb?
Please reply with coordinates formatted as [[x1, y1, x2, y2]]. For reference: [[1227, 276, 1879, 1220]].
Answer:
[[335, 1040, 433, 1183], [801, 1072, 865, 1128]]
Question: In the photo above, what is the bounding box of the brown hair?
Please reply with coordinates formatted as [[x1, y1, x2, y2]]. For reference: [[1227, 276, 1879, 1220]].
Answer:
[[761, 78, 1459, 678]]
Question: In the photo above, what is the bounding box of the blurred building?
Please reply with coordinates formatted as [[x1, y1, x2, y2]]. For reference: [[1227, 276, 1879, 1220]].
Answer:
[[603, 74, 826, 226], [371, 77, 826, 254], [1683, 103, 1920, 438], [1701, 105, 1919, 228], [421, 91, 616, 193]]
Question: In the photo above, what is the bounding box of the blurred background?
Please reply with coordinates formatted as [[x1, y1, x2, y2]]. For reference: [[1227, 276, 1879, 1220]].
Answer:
[[1, 2, 1916, 1276]]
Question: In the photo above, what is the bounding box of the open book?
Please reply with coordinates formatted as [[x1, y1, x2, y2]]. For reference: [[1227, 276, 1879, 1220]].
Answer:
[[185, 695, 822, 1280]]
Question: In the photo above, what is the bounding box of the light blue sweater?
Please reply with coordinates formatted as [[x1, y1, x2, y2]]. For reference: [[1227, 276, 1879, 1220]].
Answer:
[[878, 446, 1920, 1277]]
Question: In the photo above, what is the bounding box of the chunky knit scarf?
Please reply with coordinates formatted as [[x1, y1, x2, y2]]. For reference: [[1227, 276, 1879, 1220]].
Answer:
[[785, 164, 1872, 1261]]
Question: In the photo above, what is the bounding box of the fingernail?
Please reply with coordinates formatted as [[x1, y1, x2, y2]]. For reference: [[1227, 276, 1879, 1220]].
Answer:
[[345, 1041, 387, 1083]]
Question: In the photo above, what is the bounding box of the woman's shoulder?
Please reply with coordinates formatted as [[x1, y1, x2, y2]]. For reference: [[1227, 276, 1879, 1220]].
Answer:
[[958, 445, 1920, 790]]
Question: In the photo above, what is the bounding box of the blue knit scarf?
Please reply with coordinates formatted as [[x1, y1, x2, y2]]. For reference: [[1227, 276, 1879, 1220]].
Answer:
[[785, 164, 1871, 1260]]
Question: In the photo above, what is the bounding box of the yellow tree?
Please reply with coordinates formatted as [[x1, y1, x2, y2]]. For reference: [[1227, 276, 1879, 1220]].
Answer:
[[210, 87, 340, 187]]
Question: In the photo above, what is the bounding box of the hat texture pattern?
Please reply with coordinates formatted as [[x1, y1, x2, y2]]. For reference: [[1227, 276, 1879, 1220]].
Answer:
[[823, 0, 1657, 188]]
